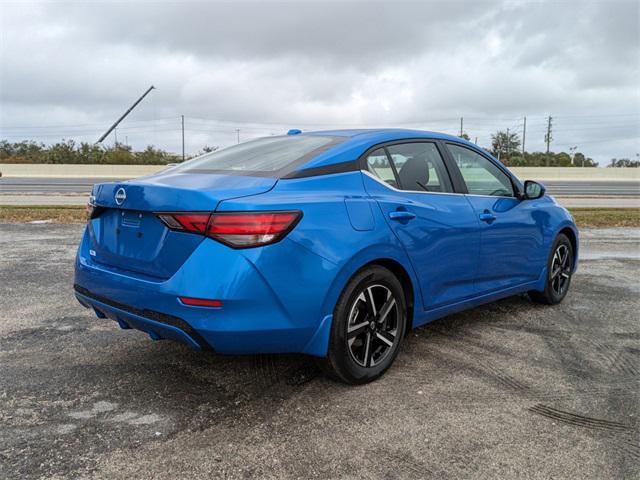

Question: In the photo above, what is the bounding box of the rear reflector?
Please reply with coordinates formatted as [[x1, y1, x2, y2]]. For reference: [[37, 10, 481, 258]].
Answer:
[[179, 297, 223, 308], [156, 211, 301, 248]]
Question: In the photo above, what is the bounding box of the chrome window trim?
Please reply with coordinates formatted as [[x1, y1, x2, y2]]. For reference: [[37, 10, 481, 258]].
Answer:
[[360, 170, 517, 200]]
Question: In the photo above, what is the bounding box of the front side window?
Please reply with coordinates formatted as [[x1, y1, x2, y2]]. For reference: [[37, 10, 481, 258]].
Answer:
[[447, 144, 514, 197], [176, 135, 338, 174], [386, 142, 452, 193]]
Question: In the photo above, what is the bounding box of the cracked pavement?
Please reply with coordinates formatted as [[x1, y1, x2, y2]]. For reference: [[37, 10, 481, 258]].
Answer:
[[1, 224, 638, 479]]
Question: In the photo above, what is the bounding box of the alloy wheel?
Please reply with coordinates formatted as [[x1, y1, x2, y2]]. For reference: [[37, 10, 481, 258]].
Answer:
[[550, 244, 572, 296], [346, 284, 400, 368]]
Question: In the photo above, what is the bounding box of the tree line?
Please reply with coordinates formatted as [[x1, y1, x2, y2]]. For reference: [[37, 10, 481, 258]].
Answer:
[[479, 130, 636, 167], [0, 140, 205, 165], [0, 134, 636, 167], [460, 130, 599, 167]]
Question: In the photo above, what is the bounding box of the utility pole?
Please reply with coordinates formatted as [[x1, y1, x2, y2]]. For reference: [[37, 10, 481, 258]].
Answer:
[[114, 127, 118, 146], [474, 136, 478, 145], [522, 116, 526, 154], [181, 115, 185, 162], [236, 128, 240, 144], [459, 117, 463, 137], [544, 115, 553, 166], [97, 85, 155, 144], [506, 128, 510, 158]]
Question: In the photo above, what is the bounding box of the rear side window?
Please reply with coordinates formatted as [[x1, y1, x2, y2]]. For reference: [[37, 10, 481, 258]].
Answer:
[[176, 135, 339, 174], [386, 142, 452, 193], [447, 144, 514, 197], [366, 148, 398, 188]]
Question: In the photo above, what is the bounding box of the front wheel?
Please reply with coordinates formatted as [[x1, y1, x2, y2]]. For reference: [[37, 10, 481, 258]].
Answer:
[[529, 233, 574, 305], [318, 265, 407, 384]]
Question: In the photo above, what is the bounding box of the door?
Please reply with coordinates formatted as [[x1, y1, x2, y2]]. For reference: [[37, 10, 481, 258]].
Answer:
[[445, 143, 545, 293], [362, 141, 480, 310]]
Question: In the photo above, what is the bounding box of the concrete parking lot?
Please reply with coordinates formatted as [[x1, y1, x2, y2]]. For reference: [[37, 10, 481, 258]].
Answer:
[[1, 224, 638, 479]]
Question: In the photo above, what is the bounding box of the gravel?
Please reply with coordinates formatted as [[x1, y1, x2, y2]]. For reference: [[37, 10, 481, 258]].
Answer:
[[1, 224, 638, 479]]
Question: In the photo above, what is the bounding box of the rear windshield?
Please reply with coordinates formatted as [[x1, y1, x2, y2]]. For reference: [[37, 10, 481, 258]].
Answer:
[[175, 135, 340, 175]]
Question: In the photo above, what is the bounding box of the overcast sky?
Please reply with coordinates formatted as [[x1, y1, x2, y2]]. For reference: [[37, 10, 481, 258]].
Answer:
[[1, 0, 639, 163]]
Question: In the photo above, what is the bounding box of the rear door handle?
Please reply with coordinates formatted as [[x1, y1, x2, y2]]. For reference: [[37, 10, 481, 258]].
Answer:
[[389, 211, 416, 221], [479, 211, 496, 223]]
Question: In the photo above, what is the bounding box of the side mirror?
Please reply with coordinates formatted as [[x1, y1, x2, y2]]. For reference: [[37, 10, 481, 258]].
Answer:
[[524, 180, 546, 200]]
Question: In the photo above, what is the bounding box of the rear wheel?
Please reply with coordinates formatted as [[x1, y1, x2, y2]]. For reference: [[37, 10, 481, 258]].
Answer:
[[318, 266, 407, 384], [529, 233, 574, 305]]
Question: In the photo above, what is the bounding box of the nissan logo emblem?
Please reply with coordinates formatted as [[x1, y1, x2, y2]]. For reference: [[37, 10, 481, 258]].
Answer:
[[114, 187, 126, 205]]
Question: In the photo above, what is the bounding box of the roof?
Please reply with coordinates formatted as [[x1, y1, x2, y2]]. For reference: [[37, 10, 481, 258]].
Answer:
[[305, 128, 461, 141], [297, 128, 482, 170]]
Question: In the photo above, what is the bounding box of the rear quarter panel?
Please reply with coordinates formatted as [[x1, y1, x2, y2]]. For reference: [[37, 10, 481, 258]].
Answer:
[[217, 171, 422, 354]]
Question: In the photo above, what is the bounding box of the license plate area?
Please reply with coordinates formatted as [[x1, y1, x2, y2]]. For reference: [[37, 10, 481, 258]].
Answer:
[[88, 208, 204, 279], [91, 209, 167, 261], [121, 210, 143, 228]]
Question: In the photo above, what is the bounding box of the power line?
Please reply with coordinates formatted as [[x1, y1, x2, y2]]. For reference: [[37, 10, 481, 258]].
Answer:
[[2, 113, 638, 160], [552, 112, 639, 118], [2, 111, 637, 132], [0, 116, 178, 130]]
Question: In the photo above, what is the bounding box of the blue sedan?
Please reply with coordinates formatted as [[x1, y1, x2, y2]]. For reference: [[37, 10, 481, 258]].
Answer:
[[74, 129, 578, 384]]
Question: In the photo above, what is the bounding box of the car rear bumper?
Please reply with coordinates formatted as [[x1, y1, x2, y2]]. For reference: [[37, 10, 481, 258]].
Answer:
[[74, 226, 337, 355], [75, 285, 209, 350]]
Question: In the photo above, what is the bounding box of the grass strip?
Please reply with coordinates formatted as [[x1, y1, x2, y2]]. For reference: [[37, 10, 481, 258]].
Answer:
[[568, 208, 640, 228], [0, 205, 86, 224], [0, 205, 639, 228]]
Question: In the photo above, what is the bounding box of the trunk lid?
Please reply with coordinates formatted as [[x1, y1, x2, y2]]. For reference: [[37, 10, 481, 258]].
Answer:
[[92, 172, 276, 212], [87, 172, 276, 279]]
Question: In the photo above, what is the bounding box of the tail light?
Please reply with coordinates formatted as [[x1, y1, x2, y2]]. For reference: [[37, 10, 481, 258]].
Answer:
[[86, 194, 102, 221], [156, 211, 302, 249], [86, 195, 96, 221]]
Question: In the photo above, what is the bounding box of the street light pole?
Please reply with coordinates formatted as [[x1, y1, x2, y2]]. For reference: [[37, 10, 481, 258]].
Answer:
[[96, 85, 155, 144]]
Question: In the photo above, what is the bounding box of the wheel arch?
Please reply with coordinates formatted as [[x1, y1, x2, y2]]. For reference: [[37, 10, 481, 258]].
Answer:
[[360, 258, 415, 337], [556, 224, 579, 272], [302, 247, 420, 357]]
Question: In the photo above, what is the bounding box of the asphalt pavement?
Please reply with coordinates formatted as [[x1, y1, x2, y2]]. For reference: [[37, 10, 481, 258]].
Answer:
[[1, 177, 639, 196], [0, 178, 117, 194], [1, 177, 639, 208], [0, 224, 638, 479]]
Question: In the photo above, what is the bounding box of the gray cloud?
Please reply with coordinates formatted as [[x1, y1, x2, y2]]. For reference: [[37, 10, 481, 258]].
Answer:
[[0, 0, 638, 162]]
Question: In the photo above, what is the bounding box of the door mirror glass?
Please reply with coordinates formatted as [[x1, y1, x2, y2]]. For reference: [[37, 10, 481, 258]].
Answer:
[[524, 180, 545, 200]]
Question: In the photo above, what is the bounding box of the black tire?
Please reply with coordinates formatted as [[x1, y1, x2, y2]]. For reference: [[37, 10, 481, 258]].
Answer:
[[317, 265, 407, 384], [529, 233, 574, 305]]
